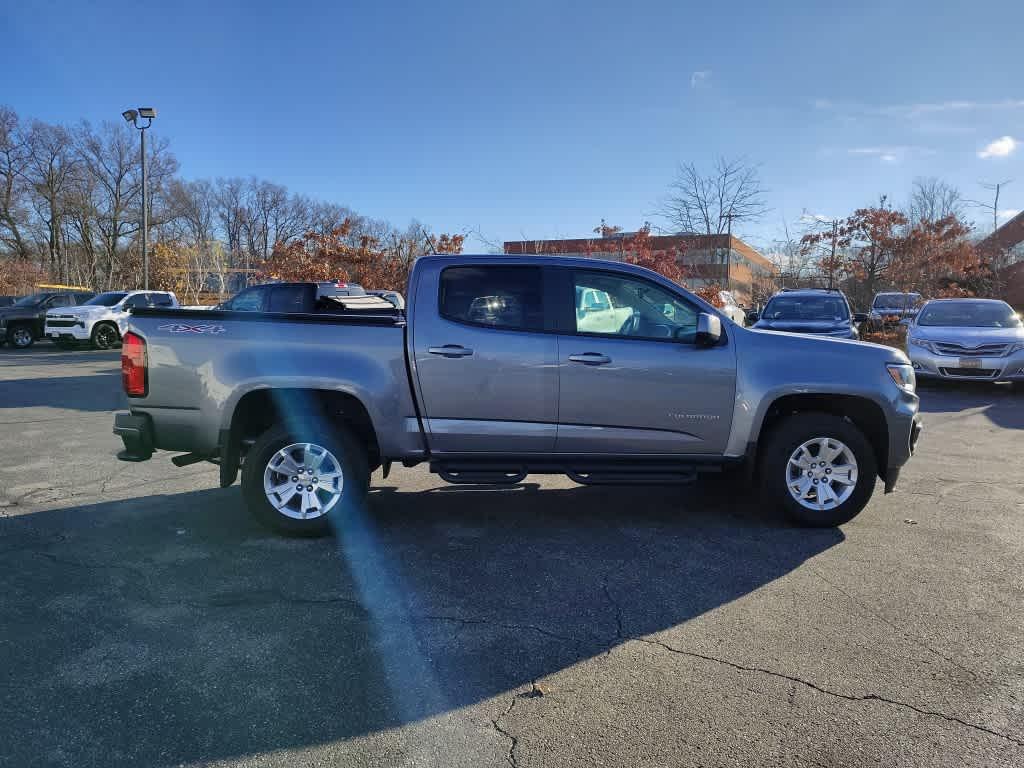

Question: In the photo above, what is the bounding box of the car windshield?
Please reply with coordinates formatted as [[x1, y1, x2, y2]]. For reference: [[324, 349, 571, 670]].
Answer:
[[917, 302, 1022, 328], [762, 295, 849, 322], [13, 293, 49, 307], [84, 291, 128, 306], [873, 293, 921, 309]]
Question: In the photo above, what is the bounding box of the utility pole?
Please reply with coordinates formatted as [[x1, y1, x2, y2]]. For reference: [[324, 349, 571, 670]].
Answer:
[[828, 218, 838, 290], [973, 179, 1013, 233]]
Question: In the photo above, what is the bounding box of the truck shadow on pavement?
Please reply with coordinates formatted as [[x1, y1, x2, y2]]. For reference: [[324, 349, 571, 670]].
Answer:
[[918, 381, 1024, 430], [0, 480, 842, 766]]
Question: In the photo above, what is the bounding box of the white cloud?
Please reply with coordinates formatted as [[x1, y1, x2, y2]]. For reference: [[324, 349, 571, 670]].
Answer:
[[998, 209, 1021, 221], [846, 146, 931, 163], [815, 98, 1024, 118], [690, 70, 710, 89], [978, 135, 1018, 159]]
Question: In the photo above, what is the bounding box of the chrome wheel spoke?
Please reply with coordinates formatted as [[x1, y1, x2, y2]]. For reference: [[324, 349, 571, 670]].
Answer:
[[786, 436, 858, 512], [264, 442, 344, 521]]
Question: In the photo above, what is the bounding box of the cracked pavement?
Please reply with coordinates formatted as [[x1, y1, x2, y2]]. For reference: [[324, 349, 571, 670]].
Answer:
[[1, 347, 1022, 767]]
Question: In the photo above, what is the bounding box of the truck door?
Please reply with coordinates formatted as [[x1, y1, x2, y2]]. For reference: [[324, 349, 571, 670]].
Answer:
[[412, 264, 558, 453], [553, 267, 737, 455]]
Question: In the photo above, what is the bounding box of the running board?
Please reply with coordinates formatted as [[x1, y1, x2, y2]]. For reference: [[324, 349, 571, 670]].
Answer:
[[567, 468, 697, 485], [430, 458, 719, 487], [437, 467, 528, 485]]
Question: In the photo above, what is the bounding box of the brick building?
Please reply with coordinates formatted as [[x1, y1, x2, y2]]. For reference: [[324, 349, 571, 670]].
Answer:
[[504, 233, 778, 305], [977, 210, 1024, 310]]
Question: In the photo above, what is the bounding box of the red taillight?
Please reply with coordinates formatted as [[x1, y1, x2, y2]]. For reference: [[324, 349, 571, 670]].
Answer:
[[122, 332, 147, 397]]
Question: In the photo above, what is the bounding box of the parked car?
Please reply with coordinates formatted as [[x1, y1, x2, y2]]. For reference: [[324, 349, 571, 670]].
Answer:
[[869, 292, 924, 330], [45, 290, 178, 349], [904, 298, 1024, 384], [112, 254, 921, 535], [748, 288, 867, 339], [718, 290, 747, 326], [0, 290, 95, 349], [216, 281, 368, 312]]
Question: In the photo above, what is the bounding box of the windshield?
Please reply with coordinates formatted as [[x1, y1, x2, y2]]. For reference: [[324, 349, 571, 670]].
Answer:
[[13, 293, 49, 307], [84, 291, 128, 306], [762, 295, 849, 322], [917, 302, 1021, 328], [873, 293, 922, 309]]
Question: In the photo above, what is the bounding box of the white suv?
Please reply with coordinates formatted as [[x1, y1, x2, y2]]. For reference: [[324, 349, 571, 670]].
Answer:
[[45, 290, 178, 349]]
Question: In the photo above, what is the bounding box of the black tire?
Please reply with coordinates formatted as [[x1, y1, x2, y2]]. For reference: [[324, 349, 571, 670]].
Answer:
[[7, 324, 35, 349], [241, 424, 369, 536], [760, 412, 877, 527], [90, 322, 120, 350]]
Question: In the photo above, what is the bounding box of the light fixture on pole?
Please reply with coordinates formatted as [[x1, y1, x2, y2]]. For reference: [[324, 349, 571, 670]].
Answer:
[[122, 107, 157, 289]]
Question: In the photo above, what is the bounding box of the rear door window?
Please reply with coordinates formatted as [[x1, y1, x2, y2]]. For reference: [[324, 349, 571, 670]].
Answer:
[[227, 287, 266, 312], [439, 266, 544, 331], [267, 286, 307, 313]]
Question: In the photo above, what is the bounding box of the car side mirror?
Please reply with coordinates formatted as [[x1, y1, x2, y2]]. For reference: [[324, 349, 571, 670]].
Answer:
[[746, 310, 759, 323], [898, 317, 912, 327], [694, 312, 722, 347], [854, 312, 868, 323]]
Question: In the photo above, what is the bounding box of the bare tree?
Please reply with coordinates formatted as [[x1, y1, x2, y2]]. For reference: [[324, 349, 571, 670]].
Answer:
[[26, 121, 77, 280], [908, 177, 964, 225], [660, 157, 768, 235], [0, 107, 32, 259]]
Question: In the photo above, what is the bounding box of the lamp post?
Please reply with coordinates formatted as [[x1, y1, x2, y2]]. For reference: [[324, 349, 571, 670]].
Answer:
[[122, 107, 157, 289]]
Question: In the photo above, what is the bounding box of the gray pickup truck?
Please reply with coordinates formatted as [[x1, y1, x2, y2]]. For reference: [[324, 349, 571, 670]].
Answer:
[[113, 255, 922, 534]]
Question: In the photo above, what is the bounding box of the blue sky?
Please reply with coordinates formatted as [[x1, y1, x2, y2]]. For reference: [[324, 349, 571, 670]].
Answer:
[[4, 0, 1022, 252]]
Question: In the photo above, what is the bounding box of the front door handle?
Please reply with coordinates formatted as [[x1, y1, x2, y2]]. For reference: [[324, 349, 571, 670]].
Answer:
[[428, 344, 474, 358], [568, 352, 612, 365]]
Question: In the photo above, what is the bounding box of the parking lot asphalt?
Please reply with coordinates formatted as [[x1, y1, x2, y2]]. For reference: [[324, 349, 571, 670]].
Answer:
[[1, 345, 1022, 768]]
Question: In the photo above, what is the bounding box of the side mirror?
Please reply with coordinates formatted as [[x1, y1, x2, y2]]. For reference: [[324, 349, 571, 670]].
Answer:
[[898, 317, 912, 327], [694, 312, 722, 347], [746, 310, 759, 323], [853, 312, 868, 323]]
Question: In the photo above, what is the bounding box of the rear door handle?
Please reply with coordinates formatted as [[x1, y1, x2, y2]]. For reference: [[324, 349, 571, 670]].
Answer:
[[568, 353, 611, 365], [427, 344, 474, 358]]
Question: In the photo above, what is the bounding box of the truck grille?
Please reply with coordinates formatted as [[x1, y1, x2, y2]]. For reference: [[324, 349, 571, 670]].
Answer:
[[938, 367, 998, 378], [932, 342, 1010, 357], [46, 319, 80, 328]]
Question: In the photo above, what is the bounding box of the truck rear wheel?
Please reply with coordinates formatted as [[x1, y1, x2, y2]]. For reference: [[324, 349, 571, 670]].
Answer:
[[760, 412, 877, 527], [241, 424, 369, 536]]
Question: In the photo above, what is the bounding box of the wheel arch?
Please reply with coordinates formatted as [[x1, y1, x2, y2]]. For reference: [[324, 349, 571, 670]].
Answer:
[[222, 387, 381, 487], [752, 393, 889, 481]]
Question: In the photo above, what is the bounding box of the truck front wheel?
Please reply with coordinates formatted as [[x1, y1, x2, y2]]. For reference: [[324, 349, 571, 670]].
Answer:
[[7, 324, 35, 349], [241, 424, 369, 536], [90, 322, 120, 350], [760, 413, 877, 527]]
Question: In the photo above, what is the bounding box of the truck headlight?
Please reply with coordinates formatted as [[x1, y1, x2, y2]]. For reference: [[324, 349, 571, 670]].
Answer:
[[887, 363, 916, 393], [1007, 342, 1024, 355]]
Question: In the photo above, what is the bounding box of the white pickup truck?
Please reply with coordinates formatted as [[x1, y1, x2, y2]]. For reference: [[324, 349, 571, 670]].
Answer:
[[46, 290, 178, 349]]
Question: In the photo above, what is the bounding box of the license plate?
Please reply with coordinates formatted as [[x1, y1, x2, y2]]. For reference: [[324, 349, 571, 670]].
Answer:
[[49, 331, 59, 338], [958, 358, 981, 368]]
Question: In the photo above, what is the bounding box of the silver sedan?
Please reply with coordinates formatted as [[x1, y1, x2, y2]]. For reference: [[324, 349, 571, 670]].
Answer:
[[905, 298, 1024, 383]]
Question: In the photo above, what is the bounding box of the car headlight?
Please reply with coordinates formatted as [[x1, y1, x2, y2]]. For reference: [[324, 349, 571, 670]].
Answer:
[[907, 335, 936, 354], [1007, 342, 1024, 355], [887, 363, 916, 393]]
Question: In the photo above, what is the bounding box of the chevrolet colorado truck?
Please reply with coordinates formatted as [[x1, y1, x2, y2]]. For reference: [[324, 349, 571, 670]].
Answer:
[[113, 255, 922, 535]]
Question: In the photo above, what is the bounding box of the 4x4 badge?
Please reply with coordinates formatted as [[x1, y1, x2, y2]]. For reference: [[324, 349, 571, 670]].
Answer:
[[157, 323, 226, 334]]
